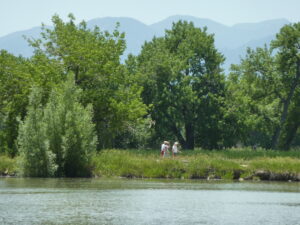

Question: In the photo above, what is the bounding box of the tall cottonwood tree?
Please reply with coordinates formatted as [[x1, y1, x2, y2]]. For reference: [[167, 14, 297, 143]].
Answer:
[[136, 21, 227, 149], [228, 22, 300, 149], [228, 47, 280, 148], [270, 22, 300, 149], [280, 93, 300, 149]]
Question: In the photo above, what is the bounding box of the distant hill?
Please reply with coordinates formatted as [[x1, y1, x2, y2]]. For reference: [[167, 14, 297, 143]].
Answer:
[[0, 27, 42, 57], [87, 17, 155, 59], [0, 16, 290, 72]]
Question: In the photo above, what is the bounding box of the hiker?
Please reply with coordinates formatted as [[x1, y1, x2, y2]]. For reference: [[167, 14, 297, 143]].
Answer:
[[163, 141, 170, 157], [161, 141, 170, 157], [172, 142, 180, 157], [161, 141, 168, 157]]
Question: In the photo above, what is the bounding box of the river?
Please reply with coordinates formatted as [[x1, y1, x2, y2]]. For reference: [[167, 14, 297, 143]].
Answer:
[[0, 178, 299, 225]]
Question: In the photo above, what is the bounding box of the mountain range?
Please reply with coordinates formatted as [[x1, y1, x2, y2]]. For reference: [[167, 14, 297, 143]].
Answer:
[[0, 15, 290, 72]]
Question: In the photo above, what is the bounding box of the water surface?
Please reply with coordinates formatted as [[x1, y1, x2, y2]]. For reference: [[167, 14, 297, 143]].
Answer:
[[0, 178, 299, 225]]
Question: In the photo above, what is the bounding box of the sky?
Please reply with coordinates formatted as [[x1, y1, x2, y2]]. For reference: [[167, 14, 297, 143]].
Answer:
[[1, 0, 300, 37]]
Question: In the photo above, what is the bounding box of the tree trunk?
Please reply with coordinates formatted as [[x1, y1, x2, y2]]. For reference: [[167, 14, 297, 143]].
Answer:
[[271, 99, 291, 149], [184, 122, 194, 149], [282, 123, 299, 150]]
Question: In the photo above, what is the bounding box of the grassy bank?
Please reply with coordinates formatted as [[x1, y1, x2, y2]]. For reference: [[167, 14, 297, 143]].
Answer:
[[1, 149, 300, 181], [92, 149, 300, 181]]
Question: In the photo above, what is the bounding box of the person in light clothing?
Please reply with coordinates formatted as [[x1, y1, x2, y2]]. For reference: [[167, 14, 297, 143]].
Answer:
[[164, 141, 170, 157], [172, 142, 180, 157], [161, 141, 168, 157]]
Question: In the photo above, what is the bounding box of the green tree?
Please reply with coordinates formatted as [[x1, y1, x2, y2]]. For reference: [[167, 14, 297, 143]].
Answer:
[[17, 87, 57, 177], [0, 49, 65, 156], [228, 47, 280, 148], [18, 76, 97, 177], [136, 21, 226, 149], [0, 51, 32, 156], [29, 14, 147, 149], [228, 22, 300, 149], [279, 93, 300, 149], [44, 75, 98, 177], [270, 22, 300, 149]]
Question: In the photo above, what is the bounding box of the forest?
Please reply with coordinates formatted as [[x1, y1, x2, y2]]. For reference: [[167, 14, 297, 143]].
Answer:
[[0, 14, 299, 177]]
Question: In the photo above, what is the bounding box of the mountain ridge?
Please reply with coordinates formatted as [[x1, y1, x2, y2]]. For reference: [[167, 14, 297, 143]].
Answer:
[[0, 15, 290, 71]]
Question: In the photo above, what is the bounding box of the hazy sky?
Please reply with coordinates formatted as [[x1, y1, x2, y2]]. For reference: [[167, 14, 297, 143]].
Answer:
[[1, 0, 300, 37]]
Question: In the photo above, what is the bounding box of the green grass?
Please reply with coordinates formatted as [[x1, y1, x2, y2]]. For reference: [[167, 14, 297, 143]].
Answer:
[[183, 148, 300, 160], [92, 150, 186, 178], [2, 148, 300, 180], [121, 147, 300, 159], [249, 157, 300, 173], [0, 154, 18, 176], [92, 149, 300, 181]]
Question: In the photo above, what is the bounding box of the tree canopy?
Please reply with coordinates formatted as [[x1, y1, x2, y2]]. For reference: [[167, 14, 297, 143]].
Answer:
[[28, 14, 148, 149], [134, 21, 237, 149], [228, 22, 300, 149], [0, 15, 300, 174]]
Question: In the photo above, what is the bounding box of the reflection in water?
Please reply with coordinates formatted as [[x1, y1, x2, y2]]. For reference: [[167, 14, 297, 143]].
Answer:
[[0, 178, 299, 225]]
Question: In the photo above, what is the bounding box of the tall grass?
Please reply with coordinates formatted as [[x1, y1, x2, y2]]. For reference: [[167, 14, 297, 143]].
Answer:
[[249, 157, 300, 173], [0, 155, 18, 176], [184, 148, 300, 160], [92, 150, 186, 178], [92, 149, 300, 181], [1, 148, 299, 180], [122, 148, 300, 159]]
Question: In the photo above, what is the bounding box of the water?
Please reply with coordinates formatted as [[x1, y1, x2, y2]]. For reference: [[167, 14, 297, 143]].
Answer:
[[0, 178, 299, 225]]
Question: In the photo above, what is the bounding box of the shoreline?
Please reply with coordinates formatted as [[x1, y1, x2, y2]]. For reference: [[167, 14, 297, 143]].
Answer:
[[1, 149, 300, 181], [92, 150, 300, 182], [93, 170, 300, 182], [1, 173, 300, 182]]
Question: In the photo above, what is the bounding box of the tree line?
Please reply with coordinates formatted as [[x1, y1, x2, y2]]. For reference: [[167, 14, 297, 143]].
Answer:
[[0, 14, 299, 170]]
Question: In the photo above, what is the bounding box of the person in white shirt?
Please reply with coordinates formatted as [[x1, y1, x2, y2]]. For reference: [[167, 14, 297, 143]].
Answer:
[[161, 141, 170, 157], [172, 142, 180, 157], [161, 141, 167, 157], [164, 141, 170, 157]]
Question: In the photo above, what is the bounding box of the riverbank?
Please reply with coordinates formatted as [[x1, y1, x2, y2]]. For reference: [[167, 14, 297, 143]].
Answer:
[[1, 149, 300, 181], [93, 149, 300, 181]]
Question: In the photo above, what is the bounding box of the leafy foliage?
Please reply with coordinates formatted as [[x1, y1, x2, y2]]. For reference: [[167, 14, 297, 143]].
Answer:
[[18, 76, 97, 177], [228, 22, 300, 149], [136, 21, 229, 149], [0, 51, 31, 156], [17, 87, 57, 177], [29, 14, 147, 149], [46, 75, 98, 177], [1, 14, 300, 177]]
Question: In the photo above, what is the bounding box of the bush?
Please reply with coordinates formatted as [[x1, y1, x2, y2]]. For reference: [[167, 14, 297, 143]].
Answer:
[[18, 75, 97, 177], [44, 76, 97, 177], [17, 87, 57, 177], [0, 154, 18, 175]]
